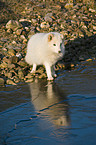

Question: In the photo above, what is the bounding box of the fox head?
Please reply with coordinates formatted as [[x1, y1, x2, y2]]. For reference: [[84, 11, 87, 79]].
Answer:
[[47, 32, 65, 55]]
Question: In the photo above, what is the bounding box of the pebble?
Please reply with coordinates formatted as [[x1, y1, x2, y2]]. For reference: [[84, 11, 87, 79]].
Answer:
[[15, 29, 22, 35], [65, 3, 73, 9], [6, 20, 22, 31], [0, 78, 5, 86], [20, 35, 26, 40], [31, 19, 37, 24], [7, 49, 15, 56], [40, 22, 50, 29], [44, 13, 53, 22], [11, 56, 18, 64], [6, 79, 17, 85]]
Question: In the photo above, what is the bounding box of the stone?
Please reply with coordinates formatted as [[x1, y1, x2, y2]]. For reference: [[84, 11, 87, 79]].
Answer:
[[86, 58, 93, 62], [20, 35, 26, 40], [7, 49, 15, 56], [18, 70, 24, 79], [12, 76, 20, 83], [6, 28, 13, 33], [6, 20, 22, 31], [12, 40, 17, 44], [44, 13, 53, 22], [39, 73, 46, 79], [6, 79, 17, 85], [25, 78, 34, 83], [93, 26, 96, 30], [18, 60, 26, 67], [31, 18, 37, 24], [0, 78, 5, 86], [19, 19, 31, 23], [8, 63, 15, 69], [89, 8, 96, 13], [65, 3, 73, 9], [11, 56, 19, 64], [5, 72, 12, 78], [0, 62, 8, 68], [15, 29, 22, 35], [40, 22, 50, 29]]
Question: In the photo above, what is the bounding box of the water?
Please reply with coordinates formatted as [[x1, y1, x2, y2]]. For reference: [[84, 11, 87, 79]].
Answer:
[[0, 61, 96, 145]]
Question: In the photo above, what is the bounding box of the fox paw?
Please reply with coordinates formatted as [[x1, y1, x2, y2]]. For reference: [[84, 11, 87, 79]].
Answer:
[[47, 76, 54, 81]]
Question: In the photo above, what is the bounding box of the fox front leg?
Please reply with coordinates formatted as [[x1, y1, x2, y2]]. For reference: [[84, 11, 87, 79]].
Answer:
[[30, 63, 37, 73], [51, 65, 57, 78], [44, 62, 54, 81]]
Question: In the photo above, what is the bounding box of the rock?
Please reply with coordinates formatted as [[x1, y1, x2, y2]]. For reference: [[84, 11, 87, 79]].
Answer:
[[19, 19, 31, 23], [5, 72, 12, 78], [0, 62, 8, 68], [28, 32, 35, 39], [7, 49, 15, 56], [89, 8, 96, 13], [70, 63, 75, 68], [25, 73, 33, 79], [6, 79, 17, 85], [86, 58, 93, 62], [15, 29, 22, 35], [18, 60, 26, 67], [65, 3, 73, 9], [28, 27, 35, 38], [0, 78, 5, 86], [23, 39, 27, 44], [44, 13, 53, 22], [40, 22, 50, 29], [93, 26, 96, 30], [25, 73, 34, 82], [6, 28, 13, 34], [0, 38, 8, 42], [8, 63, 15, 69], [6, 20, 22, 31], [25, 78, 34, 83], [12, 76, 20, 83], [25, 27, 30, 32], [39, 73, 46, 79], [36, 26, 41, 31], [12, 40, 17, 44], [20, 35, 26, 40], [11, 56, 19, 64], [18, 70, 24, 79], [36, 67, 45, 74], [31, 18, 37, 24]]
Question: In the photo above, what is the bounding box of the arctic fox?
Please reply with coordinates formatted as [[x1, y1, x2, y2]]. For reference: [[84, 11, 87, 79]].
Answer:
[[25, 32, 65, 80]]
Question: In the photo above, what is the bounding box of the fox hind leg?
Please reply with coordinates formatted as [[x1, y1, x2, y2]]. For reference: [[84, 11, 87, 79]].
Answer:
[[30, 63, 37, 73]]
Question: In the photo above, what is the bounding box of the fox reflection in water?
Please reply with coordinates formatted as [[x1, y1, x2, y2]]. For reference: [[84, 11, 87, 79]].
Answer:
[[29, 80, 70, 126]]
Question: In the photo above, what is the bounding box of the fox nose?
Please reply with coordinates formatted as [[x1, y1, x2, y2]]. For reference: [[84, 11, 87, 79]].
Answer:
[[58, 50, 61, 53]]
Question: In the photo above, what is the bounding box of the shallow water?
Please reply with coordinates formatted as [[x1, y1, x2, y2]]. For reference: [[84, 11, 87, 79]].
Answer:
[[0, 61, 96, 145]]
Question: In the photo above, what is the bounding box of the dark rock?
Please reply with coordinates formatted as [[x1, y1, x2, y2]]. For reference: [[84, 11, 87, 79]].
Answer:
[[0, 78, 5, 86]]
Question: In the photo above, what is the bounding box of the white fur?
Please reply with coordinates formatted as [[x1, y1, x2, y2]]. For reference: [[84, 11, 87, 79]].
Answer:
[[25, 32, 65, 80]]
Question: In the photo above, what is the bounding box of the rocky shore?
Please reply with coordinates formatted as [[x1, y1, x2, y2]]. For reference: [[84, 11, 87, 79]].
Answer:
[[0, 0, 96, 86]]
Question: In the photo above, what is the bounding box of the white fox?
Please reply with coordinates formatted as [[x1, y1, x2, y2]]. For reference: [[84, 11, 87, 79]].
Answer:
[[25, 32, 65, 80]]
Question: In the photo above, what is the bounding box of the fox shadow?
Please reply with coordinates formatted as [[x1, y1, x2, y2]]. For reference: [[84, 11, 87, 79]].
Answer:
[[63, 34, 96, 69]]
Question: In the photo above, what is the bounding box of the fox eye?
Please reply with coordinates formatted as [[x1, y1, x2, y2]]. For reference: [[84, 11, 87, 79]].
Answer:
[[53, 44, 56, 46]]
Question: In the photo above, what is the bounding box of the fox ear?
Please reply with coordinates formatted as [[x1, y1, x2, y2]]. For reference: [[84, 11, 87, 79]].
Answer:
[[48, 33, 54, 42]]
